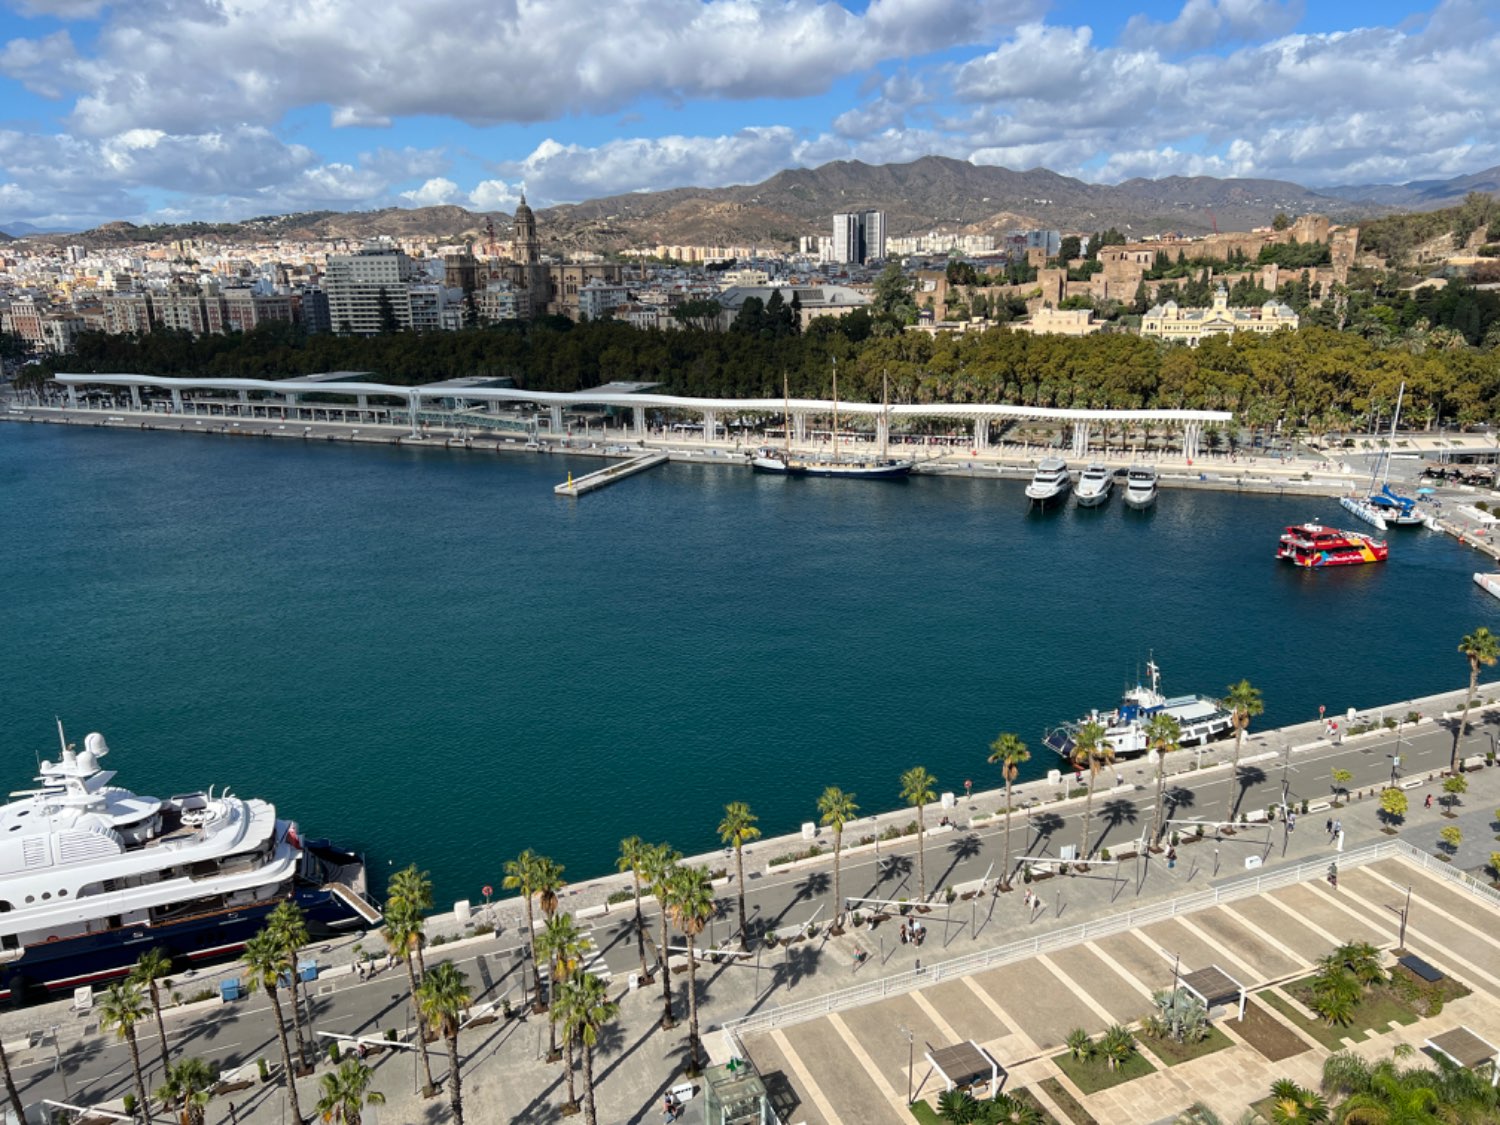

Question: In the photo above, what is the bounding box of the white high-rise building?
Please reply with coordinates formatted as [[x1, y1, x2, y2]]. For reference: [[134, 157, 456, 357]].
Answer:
[[831, 211, 886, 265], [324, 246, 414, 335]]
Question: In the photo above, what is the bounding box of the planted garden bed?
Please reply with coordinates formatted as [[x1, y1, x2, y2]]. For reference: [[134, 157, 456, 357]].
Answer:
[[1038, 1077, 1098, 1125], [1052, 1049, 1155, 1094], [1141, 1024, 1234, 1066], [1229, 998, 1309, 1062]]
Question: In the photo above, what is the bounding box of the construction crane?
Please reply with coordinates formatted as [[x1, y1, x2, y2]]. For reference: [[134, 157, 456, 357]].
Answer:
[[1205, 209, 1219, 235]]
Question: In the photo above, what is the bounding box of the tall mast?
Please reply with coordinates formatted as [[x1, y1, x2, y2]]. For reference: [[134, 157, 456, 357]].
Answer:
[[782, 370, 792, 457], [831, 357, 840, 462], [881, 368, 891, 461], [1382, 381, 1405, 489]]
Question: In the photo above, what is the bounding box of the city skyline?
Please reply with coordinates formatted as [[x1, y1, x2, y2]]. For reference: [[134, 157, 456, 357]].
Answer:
[[0, 0, 1495, 231]]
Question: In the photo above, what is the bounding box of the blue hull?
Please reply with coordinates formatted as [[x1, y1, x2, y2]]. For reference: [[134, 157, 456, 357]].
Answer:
[[1, 858, 372, 1005]]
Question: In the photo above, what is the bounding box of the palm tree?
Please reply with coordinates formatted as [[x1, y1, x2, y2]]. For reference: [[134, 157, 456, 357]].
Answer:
[[987, 733, 1029, 889], [268, 901, 312, 1066], [99, 979, 155, 1124], [1071, 721, 1115, 861], [1099, 1024, 1137, 1072], [559, 972, 620, 1125], [991, 1092, 1042, 1125], [643, 842, 682, 1029], [536, 913, 587, 1108], [416, 962, 472, 1125], [381, 901, 436, 1096], [241, 930, 303, 1125], [900, 766, 938, 901], [937, 1088, 980, 1123], [155, 1057, 214, 1125], [1, 1035, 24, 1125], [314, 1057, 386, 1125], [1456, 627, 1500, 772], [718, 801, 761, 950], [1223, 679, 1264, 786], [501, 849, 547, 1007], [816, 787, 859, 931], [615, 836, 653, 983], [1144, 713, 1182, 846], [386, 865, 434, 976], [1267, 1079, 1328, 1125], [666, 865, 715, 1075], [130, 947, 175, 1084], [1321, 1051, 1441, 1124]]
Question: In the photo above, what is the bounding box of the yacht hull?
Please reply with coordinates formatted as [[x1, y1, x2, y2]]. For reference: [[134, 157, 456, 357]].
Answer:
[[1075, 486, 1112, 507], [1123, 489, 1157, 510]]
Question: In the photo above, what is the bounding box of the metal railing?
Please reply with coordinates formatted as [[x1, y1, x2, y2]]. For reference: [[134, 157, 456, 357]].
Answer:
[[724, 837, 1475, 1037]]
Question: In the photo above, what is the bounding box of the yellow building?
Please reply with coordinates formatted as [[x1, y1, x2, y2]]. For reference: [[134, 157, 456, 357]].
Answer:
[[1141, 285, 1298, 346]]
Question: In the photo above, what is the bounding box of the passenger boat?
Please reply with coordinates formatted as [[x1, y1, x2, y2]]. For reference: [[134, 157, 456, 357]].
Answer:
[[1123, 466, 1159, 510], [1075, 463, 1114, 507], [1043, 660, 1235, 759], [1025, 458, 1072, 505], [1277, 523, 1388, 567], [0, 728, 380, 1006], [1474, 573, 1500, 602]]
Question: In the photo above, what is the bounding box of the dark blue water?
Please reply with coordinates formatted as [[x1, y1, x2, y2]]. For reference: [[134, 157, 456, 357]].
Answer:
[[2, 424, 1494, 905]]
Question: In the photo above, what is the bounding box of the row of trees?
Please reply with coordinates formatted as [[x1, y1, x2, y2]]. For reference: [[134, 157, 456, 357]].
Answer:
[[1267, 1044, 1500, 1124]]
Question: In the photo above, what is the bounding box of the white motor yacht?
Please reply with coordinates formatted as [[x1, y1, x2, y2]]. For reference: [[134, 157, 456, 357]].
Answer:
[[1025, 458, 1072, 506], [1124, 466, 1159, 509], [1075, 463, 1113, 507]]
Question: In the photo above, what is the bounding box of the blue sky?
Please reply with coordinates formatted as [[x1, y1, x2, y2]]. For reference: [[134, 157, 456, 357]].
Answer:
[[0, 0, 1495, 229]]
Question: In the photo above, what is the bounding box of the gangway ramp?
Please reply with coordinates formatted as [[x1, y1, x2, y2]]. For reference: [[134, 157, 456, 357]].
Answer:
[[554, 451, 669, 497]]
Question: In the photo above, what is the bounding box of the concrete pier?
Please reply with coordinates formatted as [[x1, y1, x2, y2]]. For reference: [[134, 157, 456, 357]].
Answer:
[[554, 450, 669, 496]]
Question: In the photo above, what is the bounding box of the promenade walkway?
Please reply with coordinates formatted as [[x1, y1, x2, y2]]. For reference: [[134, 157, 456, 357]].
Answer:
[[5, 682, 1500, 1124]]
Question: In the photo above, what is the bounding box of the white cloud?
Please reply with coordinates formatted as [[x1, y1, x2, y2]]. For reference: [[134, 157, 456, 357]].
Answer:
[[1121, 0, 1304, 53], [469, 179, 523, 212], [331, 107, 392, 129], [400, 177, 459, 206]]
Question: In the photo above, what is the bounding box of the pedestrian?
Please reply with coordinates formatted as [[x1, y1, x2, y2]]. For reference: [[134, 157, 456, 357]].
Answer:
[[1326, 817, 1334, 837], [900, 923, 908, 945], [1333, 818, 1342, 837], [1167, 846, 1176, 869], [1425, 793, 1433, 809], [1288, 812, 1296, 832]]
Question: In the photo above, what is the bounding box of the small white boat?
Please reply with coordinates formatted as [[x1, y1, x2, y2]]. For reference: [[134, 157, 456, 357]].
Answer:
[[1475, 573, 1500, 601], [1075, 463, 1113, 507], [1340, 495, 1389, 533], [1124, 466, 1158, 509], [1025, 458, 1072, 506]]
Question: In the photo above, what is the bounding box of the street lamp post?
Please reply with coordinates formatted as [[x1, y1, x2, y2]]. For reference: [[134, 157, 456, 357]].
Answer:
[[898, 1025, 914, 1105], [1386, 885, 1412, 952]]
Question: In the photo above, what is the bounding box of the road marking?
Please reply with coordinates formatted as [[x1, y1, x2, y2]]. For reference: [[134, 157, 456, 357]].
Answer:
[[828, 1011, 912, 1115], [1328, 882, 1500, 992], [1035, 953, 1116, 1026], [908, 989, 962, 1044], [960, 977, 1040, 1055], [1169, 915, 1262, 980], [770, 1028, 847, 1125], [1261, 890, 1346, 948], [1351, 867, 1500, 954]]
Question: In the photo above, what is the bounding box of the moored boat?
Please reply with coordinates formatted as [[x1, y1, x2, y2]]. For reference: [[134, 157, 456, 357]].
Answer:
[[1075, 463, 1114, 507], [1474, 572, 1500, 601], [1277, 523, 1388, 568], [1123, 466, 1159, 509], [1025, 458, 1072, 505], [0, 727, 379, 1006], [1043, 660, 1235, 759], [1339, 495, 1388, 532]]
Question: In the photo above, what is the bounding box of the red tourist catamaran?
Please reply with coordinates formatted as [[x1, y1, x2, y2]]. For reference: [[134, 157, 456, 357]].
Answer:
[[1277, 523, 1388, 568]]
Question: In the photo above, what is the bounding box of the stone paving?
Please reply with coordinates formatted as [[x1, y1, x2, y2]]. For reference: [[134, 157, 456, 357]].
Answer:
[[740, 849, 1500, 1125]]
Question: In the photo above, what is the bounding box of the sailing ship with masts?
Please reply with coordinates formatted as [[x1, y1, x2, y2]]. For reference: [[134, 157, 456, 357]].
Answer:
[[752, 362, 915, 478], [1340, 381, 1424, 530]]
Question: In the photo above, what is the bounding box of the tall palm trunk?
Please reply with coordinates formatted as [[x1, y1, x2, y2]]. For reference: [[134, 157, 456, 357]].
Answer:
[[1, 1039, 24, 1125], [1080, 767, 1099, 859], [1001, 776, 1014, 888], [684, 933, 701, 1074], [1153, 762, 1168, 845], [734, 841, 748, 950], [546, 954, 560, 1061], [1456, 664, 1479, 772], [266, 987, 301, 1125], [286, 966, 310, 1066], [582, 1039, 599, 1125], [658, 910, 674, 1029], [631, 873, 650, 981], [444, 1030, 464, 1125], [915, 804, 927, 900], [562, 1023, 578, 1111], [147, 981, 170, 1085], [830, 827, 843, 930], [124, 1028, 154, 1124], [405, 955, 436, 1093]]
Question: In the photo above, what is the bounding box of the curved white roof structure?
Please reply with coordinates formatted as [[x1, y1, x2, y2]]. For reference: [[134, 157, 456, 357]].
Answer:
[[55, 373, 1233, 425]]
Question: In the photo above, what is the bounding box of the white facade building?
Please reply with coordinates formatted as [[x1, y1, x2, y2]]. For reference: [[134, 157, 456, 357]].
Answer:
[[323, 246, 414, 335]]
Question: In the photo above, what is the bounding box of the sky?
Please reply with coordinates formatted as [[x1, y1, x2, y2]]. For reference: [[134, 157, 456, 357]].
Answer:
[[0, 0, 1496, 230]]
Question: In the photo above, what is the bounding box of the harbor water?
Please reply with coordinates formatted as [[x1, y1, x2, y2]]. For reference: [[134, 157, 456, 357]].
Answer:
[[2, 424, 1495, 904]]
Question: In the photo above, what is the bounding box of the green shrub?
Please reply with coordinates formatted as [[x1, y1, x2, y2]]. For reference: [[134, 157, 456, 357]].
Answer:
[[606, 888, 635, 905]]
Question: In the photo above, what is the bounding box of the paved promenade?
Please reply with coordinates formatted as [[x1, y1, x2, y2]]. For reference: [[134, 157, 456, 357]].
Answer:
[[5, 679, 1500, 1123]]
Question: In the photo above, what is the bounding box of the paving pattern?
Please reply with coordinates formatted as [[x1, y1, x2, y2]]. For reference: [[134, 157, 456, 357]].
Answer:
[[742, 856, 1500, 1125]]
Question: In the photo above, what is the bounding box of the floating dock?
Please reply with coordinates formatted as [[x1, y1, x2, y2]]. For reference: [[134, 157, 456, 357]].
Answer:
[[554, 451, 669, 497]]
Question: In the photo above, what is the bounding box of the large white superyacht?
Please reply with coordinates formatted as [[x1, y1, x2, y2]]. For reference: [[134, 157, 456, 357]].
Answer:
[[0, 728, 379, 1005], [1024, 458, 1073, 506]]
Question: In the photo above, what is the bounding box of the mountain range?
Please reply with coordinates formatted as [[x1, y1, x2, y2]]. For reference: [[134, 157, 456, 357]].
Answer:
[[11, 156, 1499, 251]]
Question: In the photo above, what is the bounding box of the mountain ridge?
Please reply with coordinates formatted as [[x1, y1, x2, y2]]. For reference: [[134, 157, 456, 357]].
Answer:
[[14, 156, 1500, 253]]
